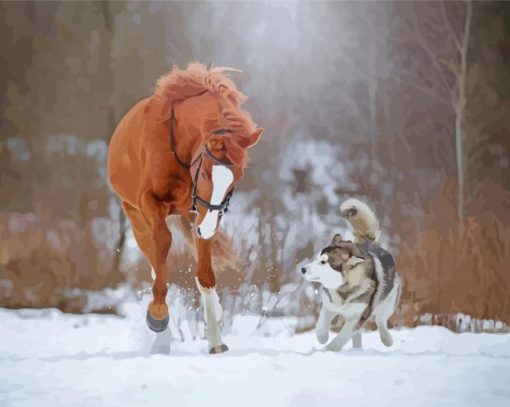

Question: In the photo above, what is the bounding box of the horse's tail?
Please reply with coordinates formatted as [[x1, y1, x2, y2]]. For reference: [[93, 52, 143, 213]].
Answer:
[[340, 198, 381, 244]]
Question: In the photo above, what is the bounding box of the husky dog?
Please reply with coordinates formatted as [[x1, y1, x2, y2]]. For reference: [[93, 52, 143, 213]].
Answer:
[[300, 198, 401, 352]]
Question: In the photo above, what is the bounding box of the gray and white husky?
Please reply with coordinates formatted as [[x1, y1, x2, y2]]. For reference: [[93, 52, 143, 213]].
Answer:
[[299, 198, 401, 352]]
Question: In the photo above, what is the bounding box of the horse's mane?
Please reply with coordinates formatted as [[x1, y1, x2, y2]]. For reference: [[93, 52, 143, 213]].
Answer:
[[152, 62, 259, 168], [153, 62, 247, 121]]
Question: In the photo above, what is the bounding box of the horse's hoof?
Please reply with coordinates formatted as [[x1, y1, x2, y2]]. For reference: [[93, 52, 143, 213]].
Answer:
[[209, 344, 229, 354], [146, 310, 169, 333]]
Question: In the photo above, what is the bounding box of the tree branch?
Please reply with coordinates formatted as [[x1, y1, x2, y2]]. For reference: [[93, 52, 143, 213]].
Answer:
[[441, 1, 462, 52], [438, 57, 458, 75], [390, 67, 451, 105], [410, 3, 454, 92]]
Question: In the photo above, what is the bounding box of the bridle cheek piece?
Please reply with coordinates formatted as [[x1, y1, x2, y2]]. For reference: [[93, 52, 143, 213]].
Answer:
[[188, 147, 235, 216], [169, 108, 235, 216]]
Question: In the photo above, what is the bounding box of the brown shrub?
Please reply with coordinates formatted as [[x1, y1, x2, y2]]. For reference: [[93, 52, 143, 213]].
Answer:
[[0, 211, 124, 311], [396, 216, 510, 328]]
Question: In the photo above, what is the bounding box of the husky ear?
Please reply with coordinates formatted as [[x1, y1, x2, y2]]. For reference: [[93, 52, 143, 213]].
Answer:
[[331, 234, 343, 247], [346, 255, 365, 269]]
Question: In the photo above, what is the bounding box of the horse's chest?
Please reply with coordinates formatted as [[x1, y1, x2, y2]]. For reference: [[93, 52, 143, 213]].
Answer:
[[155, 173, 191, 204]]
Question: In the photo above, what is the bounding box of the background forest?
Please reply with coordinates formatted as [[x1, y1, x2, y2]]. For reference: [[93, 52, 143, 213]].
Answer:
[[1, 1, 509, 333]]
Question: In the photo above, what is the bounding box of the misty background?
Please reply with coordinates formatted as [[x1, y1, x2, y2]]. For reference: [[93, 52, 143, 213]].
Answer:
[[1, 1, 509, 333]]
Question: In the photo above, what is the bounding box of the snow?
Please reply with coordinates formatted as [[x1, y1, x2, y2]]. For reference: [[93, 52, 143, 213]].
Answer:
[[1, 307, 510, 407]]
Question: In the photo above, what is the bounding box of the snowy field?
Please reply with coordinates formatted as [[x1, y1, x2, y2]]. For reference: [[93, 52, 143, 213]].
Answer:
[[1, 306, 510, 407]]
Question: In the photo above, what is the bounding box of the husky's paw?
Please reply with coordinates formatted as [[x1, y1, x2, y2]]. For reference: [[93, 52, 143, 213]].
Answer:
[[323, 341, 343, 352], [316, 330, 329, 344], [379, 329, 394, 347], [322, 344, 337, 352]]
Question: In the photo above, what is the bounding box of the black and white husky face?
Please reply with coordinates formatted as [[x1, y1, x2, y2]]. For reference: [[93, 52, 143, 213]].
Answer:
[[300, 252, 344, 289]]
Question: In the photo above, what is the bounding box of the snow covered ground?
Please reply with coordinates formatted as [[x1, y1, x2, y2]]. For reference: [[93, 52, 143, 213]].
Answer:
[[1, 305, 510, 407]]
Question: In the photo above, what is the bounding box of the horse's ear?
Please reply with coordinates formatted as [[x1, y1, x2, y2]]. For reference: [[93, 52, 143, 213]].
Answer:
[[238, 128, 264, 149]]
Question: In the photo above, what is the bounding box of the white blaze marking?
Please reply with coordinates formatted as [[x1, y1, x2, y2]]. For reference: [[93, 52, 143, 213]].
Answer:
[[198, 165, 233, 239]]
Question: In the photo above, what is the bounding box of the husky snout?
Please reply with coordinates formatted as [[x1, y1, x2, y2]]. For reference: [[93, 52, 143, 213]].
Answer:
[[299, 255, 344, 289]]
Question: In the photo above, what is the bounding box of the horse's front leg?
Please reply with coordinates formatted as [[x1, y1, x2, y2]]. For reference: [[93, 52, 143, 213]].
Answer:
[[139, 192, 172, 333], [194, 237, 228, 354]]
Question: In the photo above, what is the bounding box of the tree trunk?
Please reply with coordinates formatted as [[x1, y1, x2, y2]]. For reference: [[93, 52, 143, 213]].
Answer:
[[98, 1, 127, 278], [455, 0, 472, 221], [112, 206, 126, 280]]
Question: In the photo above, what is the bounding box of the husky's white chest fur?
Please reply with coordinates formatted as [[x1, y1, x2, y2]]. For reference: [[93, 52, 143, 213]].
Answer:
[[321, 288, 368, 317]]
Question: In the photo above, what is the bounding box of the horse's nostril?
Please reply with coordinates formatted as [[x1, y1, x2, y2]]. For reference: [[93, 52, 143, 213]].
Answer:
[[197, 227, 202, 237], [301, 267, 307, 275]]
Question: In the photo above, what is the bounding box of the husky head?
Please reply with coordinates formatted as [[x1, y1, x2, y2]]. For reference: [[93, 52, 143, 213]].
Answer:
[[299, 234, 366, 289]]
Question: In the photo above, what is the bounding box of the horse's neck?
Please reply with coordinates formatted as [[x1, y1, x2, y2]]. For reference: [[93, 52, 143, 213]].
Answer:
[[173, 124, 204, 167]]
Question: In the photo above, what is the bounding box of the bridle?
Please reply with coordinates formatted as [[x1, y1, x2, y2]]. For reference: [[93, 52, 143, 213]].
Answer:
[[169, 108, 235, 215]]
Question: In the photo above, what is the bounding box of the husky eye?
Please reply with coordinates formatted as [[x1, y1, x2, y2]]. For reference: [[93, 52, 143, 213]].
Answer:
[[320, 260, 327, 265]]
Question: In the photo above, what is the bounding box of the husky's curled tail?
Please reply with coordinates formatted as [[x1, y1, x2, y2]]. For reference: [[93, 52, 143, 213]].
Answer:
[[340, 198, 381, 244]]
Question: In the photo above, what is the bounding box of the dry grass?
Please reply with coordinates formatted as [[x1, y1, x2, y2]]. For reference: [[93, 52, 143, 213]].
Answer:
[[0, 211, 123, 312], [396, 218, 510, 326]]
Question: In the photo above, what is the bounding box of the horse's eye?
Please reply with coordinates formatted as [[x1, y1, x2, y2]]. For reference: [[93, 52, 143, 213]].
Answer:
[[320, 260, 327, 265], [212, 129, 231, 135]]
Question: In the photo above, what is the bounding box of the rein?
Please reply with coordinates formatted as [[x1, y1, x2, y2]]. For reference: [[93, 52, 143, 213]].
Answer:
[[169, 108, 235, 215]]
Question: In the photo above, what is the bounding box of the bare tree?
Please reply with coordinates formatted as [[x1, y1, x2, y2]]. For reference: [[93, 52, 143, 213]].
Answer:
[[98, 1, 126, 279], [401, 0, 473, 220], [429, 1, 473, 221]]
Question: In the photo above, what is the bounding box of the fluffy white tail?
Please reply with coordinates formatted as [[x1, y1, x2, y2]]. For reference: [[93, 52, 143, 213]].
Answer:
[[340, 198, 380, 244]]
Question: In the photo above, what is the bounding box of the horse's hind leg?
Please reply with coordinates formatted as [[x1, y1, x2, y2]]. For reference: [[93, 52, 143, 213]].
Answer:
[[123, 199, 172, 332], [194, 237, 228, 354]]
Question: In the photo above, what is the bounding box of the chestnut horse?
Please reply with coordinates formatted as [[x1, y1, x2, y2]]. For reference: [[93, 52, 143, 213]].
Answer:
[[107, 63, 264, 353]]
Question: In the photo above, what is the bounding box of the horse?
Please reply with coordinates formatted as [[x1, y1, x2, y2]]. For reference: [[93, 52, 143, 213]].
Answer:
[[107, 62, 264, 353]]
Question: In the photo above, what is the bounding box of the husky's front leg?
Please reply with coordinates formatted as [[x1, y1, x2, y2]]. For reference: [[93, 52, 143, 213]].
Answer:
[[352, 332, 362, 349], [316, 304, 335, 344], [324, 304, 366, 352]]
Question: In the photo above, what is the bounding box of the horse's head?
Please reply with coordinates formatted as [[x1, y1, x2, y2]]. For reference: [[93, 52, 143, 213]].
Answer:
[[190, 111, 264, 239], [157, 64, 264, 239]]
